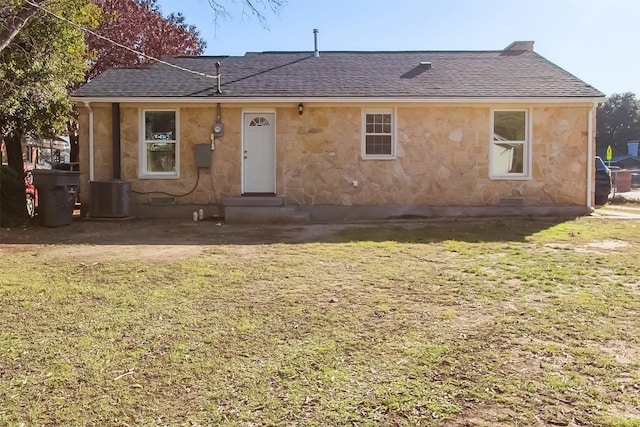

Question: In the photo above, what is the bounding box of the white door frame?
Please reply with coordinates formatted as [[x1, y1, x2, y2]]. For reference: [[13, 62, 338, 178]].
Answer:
[[241, 110, 276, 194]]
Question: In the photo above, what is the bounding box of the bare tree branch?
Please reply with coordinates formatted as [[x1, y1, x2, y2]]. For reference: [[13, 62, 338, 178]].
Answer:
[[206, 0, 283, 27]]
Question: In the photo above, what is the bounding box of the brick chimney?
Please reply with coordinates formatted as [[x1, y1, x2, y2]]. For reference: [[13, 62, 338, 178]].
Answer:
[[504, 41, 535, 52]]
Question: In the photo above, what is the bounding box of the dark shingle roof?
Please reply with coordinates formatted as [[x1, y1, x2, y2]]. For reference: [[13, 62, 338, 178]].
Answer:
[[71, 49, 604, 99]]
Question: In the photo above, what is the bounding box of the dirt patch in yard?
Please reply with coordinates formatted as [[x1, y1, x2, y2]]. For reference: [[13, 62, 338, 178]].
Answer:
[[34, 244, 205, 263], [0, 218, 348, 247], [1, 216, 636, 262], [585, 239, 630, 250], [0, 218, 396, 261]]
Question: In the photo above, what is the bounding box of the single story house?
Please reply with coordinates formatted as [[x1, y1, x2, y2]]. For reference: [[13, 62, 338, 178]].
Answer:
[[70, 40, 605, 222], [611, 141, 640, 170], [611, 156, 640, 171], [1, 135, 70, 171]]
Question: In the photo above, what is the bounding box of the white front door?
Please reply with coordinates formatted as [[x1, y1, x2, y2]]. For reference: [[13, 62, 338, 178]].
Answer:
[[243, 113, 276, 194]]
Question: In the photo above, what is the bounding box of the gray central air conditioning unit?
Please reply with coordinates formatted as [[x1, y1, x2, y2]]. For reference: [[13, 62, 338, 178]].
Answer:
[[89, 180, 131, 218]]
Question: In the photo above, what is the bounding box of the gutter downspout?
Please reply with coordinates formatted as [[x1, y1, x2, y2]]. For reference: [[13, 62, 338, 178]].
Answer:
[[84, 101, 95, 181], [586, 102, 597, 213]]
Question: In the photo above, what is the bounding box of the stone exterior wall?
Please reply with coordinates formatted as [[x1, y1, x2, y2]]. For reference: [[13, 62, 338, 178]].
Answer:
[[77, 102, 593, 211], [119, 105, 243, 205]]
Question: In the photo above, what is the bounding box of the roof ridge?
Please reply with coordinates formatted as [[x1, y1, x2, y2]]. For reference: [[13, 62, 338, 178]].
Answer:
[[248, 50, 508, 55], [173, 55, 230, 59]]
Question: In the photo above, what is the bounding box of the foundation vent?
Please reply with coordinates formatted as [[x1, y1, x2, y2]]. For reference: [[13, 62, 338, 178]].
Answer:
[[151, 197, 176, 205]]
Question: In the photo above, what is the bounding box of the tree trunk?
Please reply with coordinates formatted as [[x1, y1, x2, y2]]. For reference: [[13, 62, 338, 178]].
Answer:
[[2, 130, 28, 221], [68, 112, 79, 164], [5, 129, 24, 175]]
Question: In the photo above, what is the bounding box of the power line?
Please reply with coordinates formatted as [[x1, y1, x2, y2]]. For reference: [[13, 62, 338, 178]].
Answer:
[[23, 0, 219, 80]]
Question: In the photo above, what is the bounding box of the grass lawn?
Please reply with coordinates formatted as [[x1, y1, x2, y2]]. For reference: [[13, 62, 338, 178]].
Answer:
[[1, 217, 639, 426]]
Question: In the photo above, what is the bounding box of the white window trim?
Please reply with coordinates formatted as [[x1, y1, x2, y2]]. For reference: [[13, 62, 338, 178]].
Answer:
[[139, 108, 180, 179], [489, 108, 532, 180], [361, 108, 397, 160]]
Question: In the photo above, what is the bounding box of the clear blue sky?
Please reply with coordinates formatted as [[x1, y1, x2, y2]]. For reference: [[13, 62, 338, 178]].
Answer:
[[156, 0, 639, 97]]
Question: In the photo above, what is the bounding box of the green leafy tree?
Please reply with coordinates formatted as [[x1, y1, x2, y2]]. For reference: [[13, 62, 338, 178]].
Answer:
[[0, 0, 100, 221], [596, 92, 640, 158], [0, 0, 48, 51]]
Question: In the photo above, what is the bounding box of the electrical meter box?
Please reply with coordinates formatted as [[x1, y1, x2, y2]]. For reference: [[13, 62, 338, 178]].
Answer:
[[194, 144, 212, 168]]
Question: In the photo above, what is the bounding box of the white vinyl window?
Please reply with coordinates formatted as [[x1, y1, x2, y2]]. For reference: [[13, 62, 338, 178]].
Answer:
[[140, 109, 179, 178], [362, 109, 395, 159], [490, 109, 530, 179]]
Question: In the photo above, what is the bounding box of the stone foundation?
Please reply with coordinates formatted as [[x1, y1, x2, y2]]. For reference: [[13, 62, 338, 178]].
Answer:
[[123, 202, 588, 223]]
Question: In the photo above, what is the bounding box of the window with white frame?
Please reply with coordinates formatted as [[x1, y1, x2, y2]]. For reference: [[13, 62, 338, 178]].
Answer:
[[363, 110, 395, 159], [491, 110, 529, 178], [141, 109, 179, 177]]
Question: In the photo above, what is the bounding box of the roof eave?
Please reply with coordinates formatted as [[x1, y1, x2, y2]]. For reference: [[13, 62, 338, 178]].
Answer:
[[70, 95, 605, 104]]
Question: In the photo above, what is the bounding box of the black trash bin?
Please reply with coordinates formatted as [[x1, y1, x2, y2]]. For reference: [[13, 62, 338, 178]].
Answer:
[[32, 170, 80, 227]]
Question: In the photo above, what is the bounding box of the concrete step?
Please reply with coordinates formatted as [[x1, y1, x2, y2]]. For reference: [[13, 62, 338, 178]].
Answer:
[[223, 196, 285, 207]]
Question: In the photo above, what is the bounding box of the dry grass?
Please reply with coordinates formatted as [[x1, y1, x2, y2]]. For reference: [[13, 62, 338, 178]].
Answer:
[[1, 217, 639, 426]]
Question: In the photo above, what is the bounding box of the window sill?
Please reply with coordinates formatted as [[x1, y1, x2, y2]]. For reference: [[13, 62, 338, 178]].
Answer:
[[489, 175, 532, 181], [362, 155, 396, 161], [138, 174, 180, 180]]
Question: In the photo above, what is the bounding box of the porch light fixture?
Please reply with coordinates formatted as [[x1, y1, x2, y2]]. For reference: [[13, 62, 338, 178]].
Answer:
[[298, 103, 304, 115]]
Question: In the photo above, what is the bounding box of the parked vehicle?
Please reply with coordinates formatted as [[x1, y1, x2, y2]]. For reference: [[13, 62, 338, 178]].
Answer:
[[595, 156, 612, 205], [25, 170, 37, 218]]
